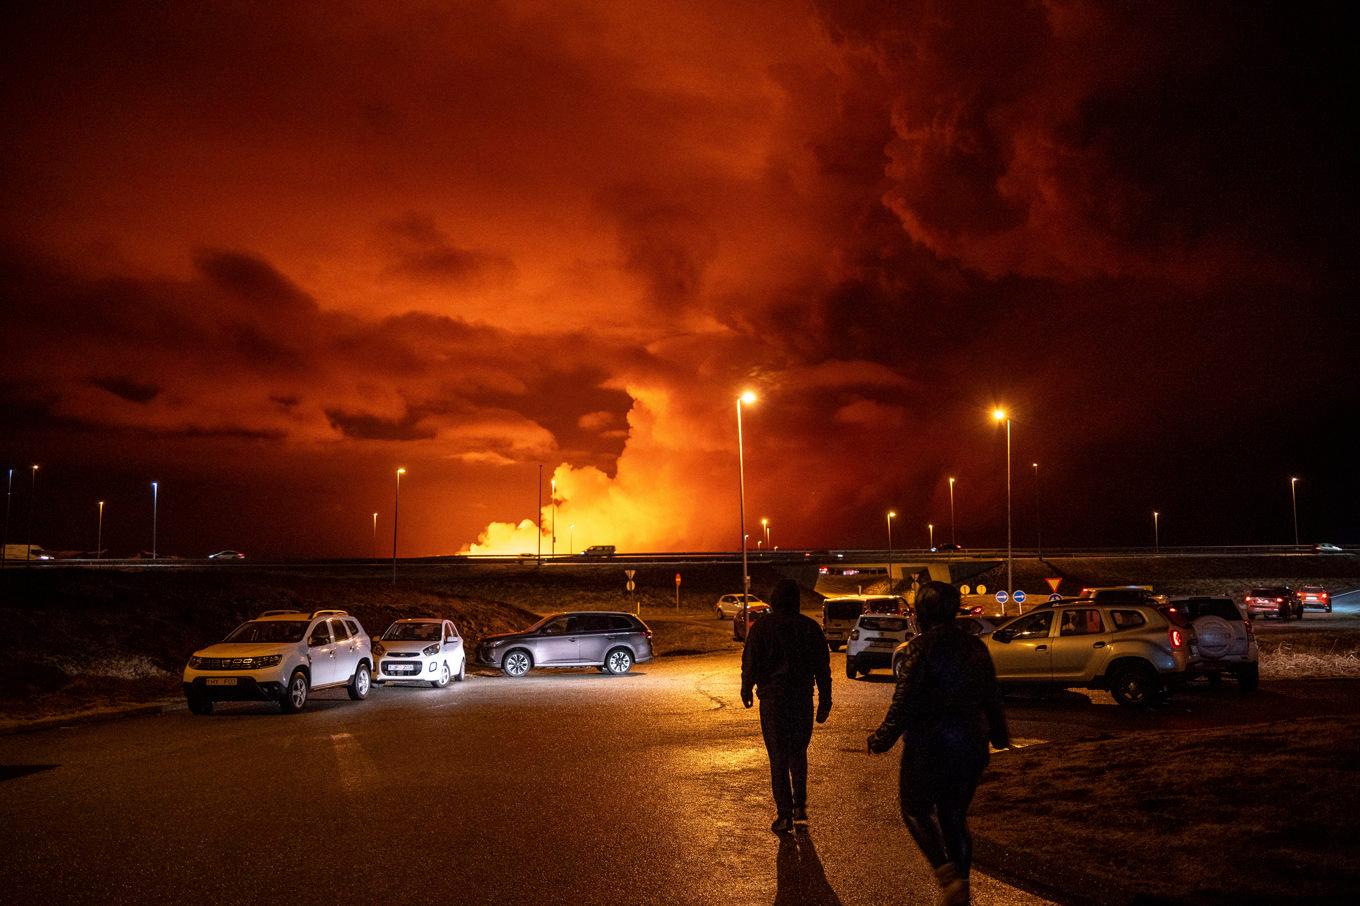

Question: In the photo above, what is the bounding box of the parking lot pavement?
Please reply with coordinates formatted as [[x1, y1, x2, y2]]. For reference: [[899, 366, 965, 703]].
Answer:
[[0, 650, 1050, 906]]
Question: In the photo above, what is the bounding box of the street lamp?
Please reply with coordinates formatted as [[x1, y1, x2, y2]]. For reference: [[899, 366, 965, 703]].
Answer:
[[928, 522, 934, 549], [1290, 477, 1300, 548], [992, 408, 1013, 598], [150, 480, 158, 560], [26, 465, 39, 563], [886, 511, 896, 593], [736, 390, 757, 612], [551, 478, 557, 558], [97, 500, 105, 559], [1153, 511, 1160, 553], [569, 523, 575, 556], [761, 517, 769, 552], [2, 467, 13, 569], [1032, 462, 1042, 558], [392, 468, 405, 584], [371, 512, 378, 559], [948, 476, 957, 547]]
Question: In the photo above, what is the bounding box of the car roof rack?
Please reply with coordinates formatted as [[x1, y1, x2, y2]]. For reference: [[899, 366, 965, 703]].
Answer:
[[311, 609, 348, 618], [259, 609, 304, 617]]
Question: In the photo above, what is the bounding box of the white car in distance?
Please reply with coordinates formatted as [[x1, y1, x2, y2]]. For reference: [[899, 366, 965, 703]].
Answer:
[[714, 593, 764, 620], [374, 619, 466, 688], [847, 613, 917, 679]]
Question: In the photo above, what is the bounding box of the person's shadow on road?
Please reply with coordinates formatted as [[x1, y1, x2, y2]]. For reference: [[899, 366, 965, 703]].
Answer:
[[774, 830, 842, 906]]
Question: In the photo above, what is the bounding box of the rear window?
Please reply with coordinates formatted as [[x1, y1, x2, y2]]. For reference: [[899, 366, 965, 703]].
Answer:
[[863, 597, 904, 614], [1182, 598, 1240, 620], [860, 617, 910, 633], [608, 615, 638, 631], [1249, 587, 1289, 597], [1109, 610, 1147, 631], [825, 600, 864, 621]]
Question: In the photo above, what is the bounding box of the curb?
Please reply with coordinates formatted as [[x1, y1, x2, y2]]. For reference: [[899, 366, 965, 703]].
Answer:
[[0, 701, 178, 737]]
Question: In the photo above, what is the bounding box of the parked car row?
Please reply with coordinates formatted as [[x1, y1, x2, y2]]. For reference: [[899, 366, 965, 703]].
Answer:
[[184, 608, 651, 714]]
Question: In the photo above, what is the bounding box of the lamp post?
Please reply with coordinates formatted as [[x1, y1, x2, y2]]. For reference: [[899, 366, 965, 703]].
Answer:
[[948, 476, 957, 547], [392, 468, 405, 584], [736, 391, 756, 614], [2, 467, 13, 569], [97, 500, 104, 559], [371, 512, 378, 559], [26, 465, 39, 563], [1153, 511, 1160, 553], [886, 510, 896, 593], [992, 408, 1013, 598], [761, 517, 769, 552], [150, 480, 158, 560], [928, 522, 934, 549], [569, 524, 575, 556], [536, 464, 542, 565], [551, 478, 557, 558], [1290, 477, 1299, 548], [1032, 462, 1042, 558]]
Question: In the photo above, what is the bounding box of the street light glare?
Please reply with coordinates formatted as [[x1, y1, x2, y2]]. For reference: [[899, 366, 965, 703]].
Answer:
[[992, 407, 1007, 422], [887, 511, 896, 519], [739, 390, 757, 405], [396, 467, 406, 475]]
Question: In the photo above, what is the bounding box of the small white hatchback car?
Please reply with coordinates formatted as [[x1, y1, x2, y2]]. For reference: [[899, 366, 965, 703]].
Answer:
[[183, 609, 373, 714], [846, 613, 917, 679], [714, 593, 764, 620], [373, 619, 466, 687]]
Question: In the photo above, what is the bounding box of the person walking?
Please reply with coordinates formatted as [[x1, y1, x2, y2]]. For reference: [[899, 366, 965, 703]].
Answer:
[[867, 581, 1009, 905], [741, 578, 832, 833]]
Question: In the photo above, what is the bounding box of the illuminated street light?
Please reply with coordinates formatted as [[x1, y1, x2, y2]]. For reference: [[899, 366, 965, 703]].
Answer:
[[2, 467, 14, 570], [886, 511, 896, 593], [1290, 477, 1300, 548], [150, 480, 158, 560], [1032, 462, 1042, 558], [569, 523, 575, 556], [1153, 511, 1160, 553], [97, 500, 105, 560], [736, 391, 756, 615], [551, 477, 557, 558], [26, 465, 39, 564], [948, 476, 956, 547], [761, 517, 770, 551], [928, 522, 934, 549], [392, 468, 406, 584], [371, 512, 378, 559], [992, 408, 1013, 599]]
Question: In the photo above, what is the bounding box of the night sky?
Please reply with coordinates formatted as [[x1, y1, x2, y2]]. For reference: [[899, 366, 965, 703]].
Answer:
[[1, 1, 1355, 557]]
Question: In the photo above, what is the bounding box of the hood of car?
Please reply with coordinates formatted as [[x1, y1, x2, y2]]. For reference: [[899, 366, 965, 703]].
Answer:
[[481, 630, 531, 643], [194, 642, 294, 658], [378, 639, 443, 652]]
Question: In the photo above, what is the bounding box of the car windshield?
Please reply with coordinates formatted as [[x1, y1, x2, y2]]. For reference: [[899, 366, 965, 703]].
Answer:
[[223, 620, 308, 643], [825, 600, 863, 621], [523, 614, 562, 632], [382, 622, 441, 641]]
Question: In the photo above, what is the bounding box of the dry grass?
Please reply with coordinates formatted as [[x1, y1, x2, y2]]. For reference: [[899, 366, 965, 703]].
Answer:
[[974, 716, 1360, 901]]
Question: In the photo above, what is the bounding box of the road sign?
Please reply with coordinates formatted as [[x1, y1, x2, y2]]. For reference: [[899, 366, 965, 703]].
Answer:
[[1013, 590, 1027, 604], [976, 584, 987, 596], [1048, 593, 1063, 602], [1045, 577, 1062, 593], [626, 580, 636, 592], [675, 573, 682, 586], [995, 590, 1009, 604], [960, 584, 971, 596]]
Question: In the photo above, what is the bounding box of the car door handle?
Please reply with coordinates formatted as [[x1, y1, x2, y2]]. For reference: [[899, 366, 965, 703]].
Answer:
[[1035, 645, 1048, 651], [1092, 641, 1106, 648]]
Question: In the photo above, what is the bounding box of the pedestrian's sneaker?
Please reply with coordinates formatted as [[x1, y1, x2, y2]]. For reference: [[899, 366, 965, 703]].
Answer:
[[770, 814, 794, 834], [933, 863, 969, 905], [792, 806, 808, 824]]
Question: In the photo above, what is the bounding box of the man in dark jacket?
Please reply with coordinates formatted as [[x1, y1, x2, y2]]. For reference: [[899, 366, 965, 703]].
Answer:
[[868, 581, 1009, 905], [741, 578, 832, 833]]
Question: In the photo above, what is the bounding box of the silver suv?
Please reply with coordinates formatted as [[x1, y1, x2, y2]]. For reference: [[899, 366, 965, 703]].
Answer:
[[983, 602, 1189, 707], [477, 611, 654, 677], [1169, 595, 1259, 692]]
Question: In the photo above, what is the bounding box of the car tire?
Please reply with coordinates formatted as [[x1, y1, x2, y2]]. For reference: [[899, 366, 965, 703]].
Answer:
[[605, 647, 634, 675], [186, 694, 213, 716], [280, 669, 309, 713], [432, 663, 451, 688], [347, 662, 371, 700], [502, 649, 533, 678], [1236, 663, 1260, 693], [716, 608, 725, 620], [845, 657, 857, 680], [1109, 663, 1158, 708]]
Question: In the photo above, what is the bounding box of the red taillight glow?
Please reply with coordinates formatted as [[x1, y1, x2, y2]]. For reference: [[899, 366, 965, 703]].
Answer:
[[1275, 598, 1283, 603], [1169, 628, 1184, 649]]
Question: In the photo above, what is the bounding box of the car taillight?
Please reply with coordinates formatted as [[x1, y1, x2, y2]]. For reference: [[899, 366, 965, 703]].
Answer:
[[1243, 619, 1255, 639], [1321, 592, 1330, 600], [1274, 597, 1283, 603], [1169, 628, 1184, 649], [850, 629, 861, 641]]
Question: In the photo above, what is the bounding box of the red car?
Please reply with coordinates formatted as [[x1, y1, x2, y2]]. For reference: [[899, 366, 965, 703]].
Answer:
[[1244, 586, 1304, 621], [1297, 585, 1332, 613], [732, 603, 771, 641]]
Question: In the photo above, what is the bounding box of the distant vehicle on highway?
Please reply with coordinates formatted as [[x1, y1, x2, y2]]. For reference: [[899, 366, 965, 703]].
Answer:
[[2, 544, 54, 560], [183, 609, 372, 715], [477, 611, 652, 677], [581, 545, 616, 558], [207, 550, 245, 560], [982, 600, 1189, 707], [732, 602, 771, 641], [373, 618, 466, 687], [1297, 585, 1332, 613], [1244, 586, 1303, 621], [714, 593, 764, 620], [822, 595, 906, 651], [848, 613, 916, 679], [931, 543, 964, 553], [1168, 595, 1258, 692], [1313, 542, 1343, 554]]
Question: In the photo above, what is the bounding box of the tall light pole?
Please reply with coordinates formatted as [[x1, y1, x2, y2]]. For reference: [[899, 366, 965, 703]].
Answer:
[[886, 511, 896, 592], [371, 512, 378, 559], [1032, 462, 1042, 558], [928, 522, 934, 549], [392, 468, 405, 584], [96, 500, 105, 559], [2, 467, 12, 569], [26, 464, 39, 563], [550, 477, 557, 558], [1290, 477, 1300, 547], [569, 523, 575, 556], [150, 480, 158, 560], [993, 408, 1012, 597], [1153, 510, 1160, 553], [536, 464, 543, 565], [948, 476, 957, 547], [736, 391, 756, 611], [761, 517, 770, 552]]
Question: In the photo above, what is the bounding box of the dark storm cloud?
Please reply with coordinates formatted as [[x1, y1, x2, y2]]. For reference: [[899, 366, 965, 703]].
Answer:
[[90, 377, 160, 405], [380, 214, 517, 285]]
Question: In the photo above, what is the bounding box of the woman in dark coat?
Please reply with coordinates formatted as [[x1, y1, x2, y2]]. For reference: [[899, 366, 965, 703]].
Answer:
[[867, 581, 1009, 905]]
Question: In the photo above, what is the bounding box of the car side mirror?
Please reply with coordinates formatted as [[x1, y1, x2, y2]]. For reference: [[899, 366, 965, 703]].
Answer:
[[992, 629, 1013, 644]]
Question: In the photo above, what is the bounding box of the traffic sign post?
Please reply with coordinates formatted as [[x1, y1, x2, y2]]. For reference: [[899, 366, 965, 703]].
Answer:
[[1045, 577, 1062, 594], [995, 589, 1010, 616], [1013, 590, 1027, 605], [960, 584, 971, 596], [1048, 593, 1063, 602]]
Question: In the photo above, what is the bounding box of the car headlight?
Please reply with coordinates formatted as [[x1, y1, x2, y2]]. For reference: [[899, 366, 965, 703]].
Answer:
[[189, 656, 203, 668], [850, 630, 861, 641], [372, 642, 386, 655], [251, 654, 282, 668], [488, 639, 505, 647], [422, 643, 441, 657]]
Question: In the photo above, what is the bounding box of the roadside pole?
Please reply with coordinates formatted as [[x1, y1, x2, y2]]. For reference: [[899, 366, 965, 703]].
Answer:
[[626, 569, 637, 616], [675, 572, 681, 610]]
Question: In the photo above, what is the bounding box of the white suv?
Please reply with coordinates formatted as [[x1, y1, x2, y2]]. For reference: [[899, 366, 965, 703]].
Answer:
[[373, 619, 466, 687], [183, 609, 373, 715], [846, 613, 917, 679]]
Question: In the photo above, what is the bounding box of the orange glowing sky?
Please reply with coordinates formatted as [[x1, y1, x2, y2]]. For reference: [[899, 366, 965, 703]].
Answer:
[[1, 1, 1354, 556]]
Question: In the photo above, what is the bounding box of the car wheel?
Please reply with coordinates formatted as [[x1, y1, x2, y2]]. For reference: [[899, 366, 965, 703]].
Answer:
[[1236, 662, 1260, 693], [605, 647, 634, 675], [502, 649, 533, 678], [716, 608, 725, 620], [186, 694, 213, 716], [347, 662, 371, 700], [280, 670, 309, 713], [432, 662, 451, 688], [1109, 663, 1158, 708], [845, 657, 857, 680]]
